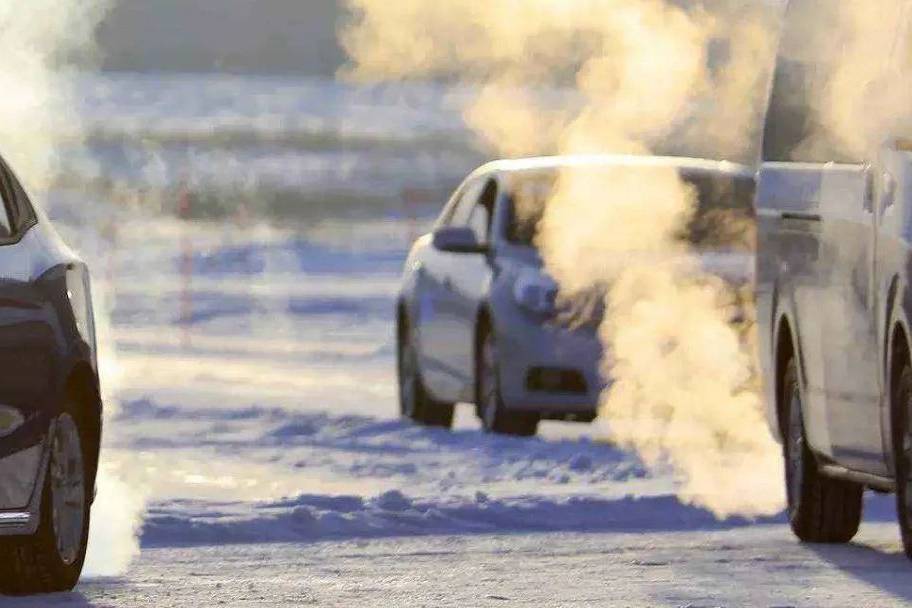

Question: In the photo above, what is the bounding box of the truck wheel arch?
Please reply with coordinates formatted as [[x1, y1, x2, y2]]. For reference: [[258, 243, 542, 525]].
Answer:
[[885, 275, 912, 403], [877, 275, 912, 474], [774, 314, 796, 441]]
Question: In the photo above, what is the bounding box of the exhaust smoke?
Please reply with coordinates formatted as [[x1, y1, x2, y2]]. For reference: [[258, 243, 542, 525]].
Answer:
[[777, 0, 912, 161], [342, 0, 784, 517]]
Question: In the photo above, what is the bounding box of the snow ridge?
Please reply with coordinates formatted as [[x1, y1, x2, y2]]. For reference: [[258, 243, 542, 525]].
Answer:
[[142, 491, 784, 548]]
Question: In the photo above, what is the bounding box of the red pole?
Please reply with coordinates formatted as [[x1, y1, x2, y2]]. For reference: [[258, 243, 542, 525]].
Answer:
[[403, 188, 419, 246], [178, 181, 192, 349]]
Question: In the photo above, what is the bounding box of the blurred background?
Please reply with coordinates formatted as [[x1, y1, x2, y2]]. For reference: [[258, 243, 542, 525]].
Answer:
[[57, 0, 482, 224], [34, 0, 770, 572], [48, 1, 569, 553], [52, 0, 482, 416], [11, 4, 909, 603], [46, 1, 491, 563]]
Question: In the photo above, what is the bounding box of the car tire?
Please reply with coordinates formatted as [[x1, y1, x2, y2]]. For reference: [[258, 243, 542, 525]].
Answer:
[[782, 358, 862, 544], [477, 326, 539, 437], [892, 358, 912, 559], [0, 403, 92, 595], [398, 317, 454, 429]]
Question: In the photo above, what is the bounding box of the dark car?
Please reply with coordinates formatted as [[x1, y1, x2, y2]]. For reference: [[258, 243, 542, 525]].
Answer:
[[756, 0, 912, 557], [0, 156, 101, 593]]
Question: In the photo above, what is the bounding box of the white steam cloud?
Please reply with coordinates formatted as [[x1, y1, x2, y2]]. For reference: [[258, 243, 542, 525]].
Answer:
[[780, 0, 912, 161], [0, 0, 145, 576], [342, 0, 784, 517]]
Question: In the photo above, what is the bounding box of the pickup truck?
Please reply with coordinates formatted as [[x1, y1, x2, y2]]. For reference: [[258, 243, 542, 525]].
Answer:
[[756, 0, 912, 556]]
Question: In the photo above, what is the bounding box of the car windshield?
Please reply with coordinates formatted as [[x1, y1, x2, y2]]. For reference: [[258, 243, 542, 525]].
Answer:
[[505, 169, 756, 251], [505, 175, 555, 247]]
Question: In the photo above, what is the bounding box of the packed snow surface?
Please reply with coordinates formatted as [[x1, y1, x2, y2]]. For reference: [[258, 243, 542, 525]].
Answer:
[[3, 212, 898, 606], [10, 526, 912, 607], [97, 217, 697, 545]]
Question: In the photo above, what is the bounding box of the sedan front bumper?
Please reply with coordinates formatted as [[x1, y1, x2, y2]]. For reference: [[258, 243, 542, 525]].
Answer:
[[493, 305, 605, 417]]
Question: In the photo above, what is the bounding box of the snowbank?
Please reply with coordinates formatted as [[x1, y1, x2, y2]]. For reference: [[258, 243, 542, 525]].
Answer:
[[142, 491, 786, 547]]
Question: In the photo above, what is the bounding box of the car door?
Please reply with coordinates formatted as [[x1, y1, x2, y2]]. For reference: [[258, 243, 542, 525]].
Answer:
[[817, 163, 885, 474], [414, 177, 486, 401], [874, 11, 912, 473], [756, 161, 832, 457], [876, 143, 911, 474], [813, 8, 910, 474], [447, 178, 497, 401], [0, 165, 55, 511]]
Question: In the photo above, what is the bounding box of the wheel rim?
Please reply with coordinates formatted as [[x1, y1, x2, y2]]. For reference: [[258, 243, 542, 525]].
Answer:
[[786, 381, 804, 517], [51, 413, 86, 566], [399, 336, 417, 418], [480, 334, 499, 430]]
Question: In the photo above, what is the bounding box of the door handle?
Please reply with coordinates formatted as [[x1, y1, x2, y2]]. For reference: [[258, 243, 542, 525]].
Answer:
[[781, 212, 821, 222]]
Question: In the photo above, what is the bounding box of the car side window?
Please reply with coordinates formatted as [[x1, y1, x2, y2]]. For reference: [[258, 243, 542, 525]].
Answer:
[[0, 170, 17, 240], [1, 162, 37, 233], [465, 180, 497, 243], [436, 177, 481, 228], [435, 188, 463, 228], [449, 179, 486, 227]]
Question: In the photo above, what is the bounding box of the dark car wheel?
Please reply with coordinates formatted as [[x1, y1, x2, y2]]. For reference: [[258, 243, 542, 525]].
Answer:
[[477, 326, 539, 437], [892, 358, 912, 558], [0, 404, 91, 595], [782, 358, 862, 544], [398, 318, 454, 428]]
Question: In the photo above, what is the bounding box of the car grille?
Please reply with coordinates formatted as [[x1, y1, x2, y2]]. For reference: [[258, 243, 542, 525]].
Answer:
[[526, 367, 589, 394]]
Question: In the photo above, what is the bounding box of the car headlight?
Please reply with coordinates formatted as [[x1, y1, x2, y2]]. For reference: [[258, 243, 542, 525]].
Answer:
[[66, 266, 97, 362], [513, 270, 558, 315], [0, 405, 23, 437]]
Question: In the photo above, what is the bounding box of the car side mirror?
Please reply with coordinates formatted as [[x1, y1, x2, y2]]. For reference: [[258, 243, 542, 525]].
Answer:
[[432, 226, 488, 254]]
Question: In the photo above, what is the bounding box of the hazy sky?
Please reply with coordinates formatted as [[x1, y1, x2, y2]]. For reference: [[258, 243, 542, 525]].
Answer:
[[97, 0, 346, 74], [94, 0, 774, 76]]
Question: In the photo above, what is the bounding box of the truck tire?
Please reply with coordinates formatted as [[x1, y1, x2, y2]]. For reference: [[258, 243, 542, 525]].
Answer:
[[892, 360, 912, 558], [783, 358, 862, 543], [398, 318, 454, 429], [0, 406, 91, 595]]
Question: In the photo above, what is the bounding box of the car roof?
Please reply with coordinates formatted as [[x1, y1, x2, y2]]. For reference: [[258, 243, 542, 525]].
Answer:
[[470, 154, 755, 181]]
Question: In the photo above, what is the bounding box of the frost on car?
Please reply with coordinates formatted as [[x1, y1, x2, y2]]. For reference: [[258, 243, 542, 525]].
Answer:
[[396, 155, 754, 437], [756, 0, 912, 558], [0, 155, 101, 594]]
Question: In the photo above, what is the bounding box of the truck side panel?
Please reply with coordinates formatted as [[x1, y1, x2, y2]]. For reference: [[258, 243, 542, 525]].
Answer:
[[756, 163, 834, 457]]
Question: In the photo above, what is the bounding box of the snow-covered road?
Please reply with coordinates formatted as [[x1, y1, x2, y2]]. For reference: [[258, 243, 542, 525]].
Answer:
[[97, 217, 698, 543], [11, 524, 912, 607], [3, 216, 907, 606]]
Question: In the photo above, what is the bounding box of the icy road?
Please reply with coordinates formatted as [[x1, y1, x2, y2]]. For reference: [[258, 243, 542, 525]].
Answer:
[[4, 217, 911, 606], [10, 525, 912, 606]]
